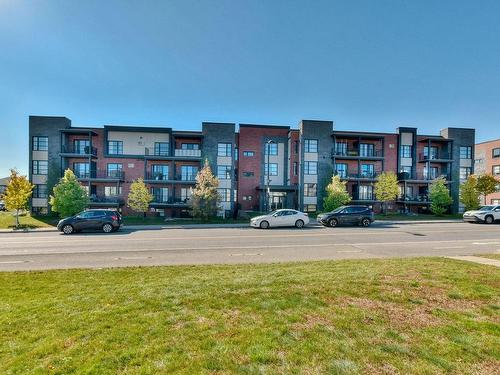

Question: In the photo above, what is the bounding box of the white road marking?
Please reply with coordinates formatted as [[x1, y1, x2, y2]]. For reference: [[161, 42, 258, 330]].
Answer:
[[229, 253, 262, 257], [114, 256, 152, 260], [337, 250, 363, 253], [0, 260, 30, 264], [472, 242, 500, 245], [433, 246, 465, 249]]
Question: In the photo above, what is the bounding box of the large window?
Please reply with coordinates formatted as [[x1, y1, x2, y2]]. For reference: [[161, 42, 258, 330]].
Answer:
[[264, 163, 278, 176], [358, 185, 374, 200], [151, 187, 169, 203], [108, 140, 123, 155], [181, 187, 192, 202], [335, 142, 347, 155], [152, 165, 169, 180], [460, 167, 472, 180], [361, 164, 375, 177], [107, 163, 123, 178], [304, 204, 317, 213], [181, 143, 199, 150], [217, 188, 231, 202], [217, 143, 232, 157], [424, 146, 438, 159], [424, 166, 439, 180], [460, 146, 472, 159], [217, 165, 232, 179], [493, 148, 500, 158], [304, 139, 318, 153], [73, 139, 90, 154], [32, 136, 48, 151], [32, 160, 48, 175], [73, 162, 89, 178], [492, 165, 500, 176], [304, 161, 317, 175], [492, 199, 500, 205], [154, 142, 169, 156], [181, 165, 198, 181], [360, 143, 375, 157], [400, 145, 412, 158], [265, 142, 278, 155], [335, 163, 347, 178], [105, 186, 122, 196], [304, 183, 317, 197], [33, 184, 48, 198]]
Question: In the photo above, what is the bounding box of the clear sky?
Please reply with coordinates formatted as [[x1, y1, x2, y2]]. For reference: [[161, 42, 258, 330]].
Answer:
[[1, 0, 499, 177]]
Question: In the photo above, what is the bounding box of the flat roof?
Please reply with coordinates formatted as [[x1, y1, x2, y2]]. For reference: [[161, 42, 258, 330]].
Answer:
[[239, 123, 290, 130], [104, 125, 172, 133]]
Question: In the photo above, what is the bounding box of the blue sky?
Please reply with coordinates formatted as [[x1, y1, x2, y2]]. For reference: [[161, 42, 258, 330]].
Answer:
[[1, 0, 499, 176]]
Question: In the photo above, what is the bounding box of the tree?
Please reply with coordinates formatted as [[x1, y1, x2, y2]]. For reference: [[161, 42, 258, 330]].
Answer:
[[3, 169, 34, 228], [189, 160, 220, 220], [127, 178, 153, 217], [429, 177, 453, 215], [50, 169, 89, 218], [323, 175, 351, 212], [460, 175, 480, 211], [476, 174, 498, 205], [374, 171, 400, 214]]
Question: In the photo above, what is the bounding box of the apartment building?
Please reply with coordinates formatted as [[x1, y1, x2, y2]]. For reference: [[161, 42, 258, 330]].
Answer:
[[474, 139, 500, 205], [29, 115, 474, 216]]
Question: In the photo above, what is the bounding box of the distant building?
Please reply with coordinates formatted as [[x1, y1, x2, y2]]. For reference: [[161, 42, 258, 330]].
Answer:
[[474, 139, 500, 205], [29, 115, 475, 216], [0, 177, 9, 196]]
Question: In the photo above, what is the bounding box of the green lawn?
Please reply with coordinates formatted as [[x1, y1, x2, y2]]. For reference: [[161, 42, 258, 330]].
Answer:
[[0, 258, 498, 374], [0, 211, 56, 229]]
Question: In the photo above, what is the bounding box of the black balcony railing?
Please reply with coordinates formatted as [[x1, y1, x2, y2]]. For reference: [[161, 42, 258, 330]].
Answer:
[[145, 147, 170, 157], [151, 196, 190, 204], [74, 170, 125, 180], [335, 171, 381, 179], [353, 193, 375, 201], [177, 174, 197, 182], [145, 172, 170, 181], [398, 172, 451, 181], [398, 195, 429, 203], [61, 145, 97, 155], [419, 152, 451, 161], [89, 195, 124, 204], [333, 149, 384, 157]]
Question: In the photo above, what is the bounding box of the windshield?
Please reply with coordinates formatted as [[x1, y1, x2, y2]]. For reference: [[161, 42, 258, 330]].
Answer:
[[479, 206, 494, 211]]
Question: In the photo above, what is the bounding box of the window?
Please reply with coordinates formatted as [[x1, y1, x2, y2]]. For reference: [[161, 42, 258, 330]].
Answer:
[[217, 165, 232, 179], [294, 141, 299, 154], [492, 199, 500, 205], [243, 171, 254, 177], [32, 160, 48, 175], [423, 166, 439, 180], [243, 151, 254, 157], [460, 167, 472, 180], [358, 185, 374, 200], [360, 143, 375, 157], [265, 142, 278, 155], [218, 188, 231, 202], [181, 165, 198, 181], [361, 164, 375, 177], [107, 163, 123, 178], [152, 165, 169, 180], [108, 140, 123, 155], [400, 166, 411, 174], [304, 139, 318, 153], [234, 147, 238, 161], [181, 143, 199, 150], [73, 139, 90, 154], [151, 187, 169, 202], [335, 142, 347, 155], [304, 183, 317, 197], [32, 136, 48, 151], [335, 163, 348, 178], [493, 148, 500, 158], [264, 163, 278, 176], [154, 142, 169, 156], [460, 146, 472, 159], [304, 161, 317, 175], [181, 187, 192, 202], [73, 162, 89, 178], [293, 162, 298, 176], [400, 145, 412, 158], [105, 186, 122, 196], [217, 143, 232, 157], [424, 146, 439, 159], [492, 165, 500, 176], [33, 184, 47, 198], [304, 204, 317, 213]]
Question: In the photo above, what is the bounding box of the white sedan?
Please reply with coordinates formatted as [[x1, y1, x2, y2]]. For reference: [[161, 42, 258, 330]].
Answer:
[[250, 209, 310, 229]]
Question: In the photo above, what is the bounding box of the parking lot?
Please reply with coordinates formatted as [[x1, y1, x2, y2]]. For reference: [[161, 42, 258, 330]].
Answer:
[[0, 221, 499, 271]]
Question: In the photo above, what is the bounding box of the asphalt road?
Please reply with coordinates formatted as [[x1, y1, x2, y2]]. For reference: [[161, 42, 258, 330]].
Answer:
[[1, 222, 500, 271]]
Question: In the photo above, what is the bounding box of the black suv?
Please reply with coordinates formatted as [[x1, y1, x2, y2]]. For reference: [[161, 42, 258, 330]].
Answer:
[[317, 205, 374, 227], [57, 209, 122, 234]]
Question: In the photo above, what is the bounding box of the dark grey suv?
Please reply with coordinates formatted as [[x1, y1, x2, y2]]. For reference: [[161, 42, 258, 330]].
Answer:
[[317, 205, 374, 227], [57, 209, 122, 234]]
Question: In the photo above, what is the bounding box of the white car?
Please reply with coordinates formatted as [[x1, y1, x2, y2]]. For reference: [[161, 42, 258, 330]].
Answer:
[[250, 209, 310, 229], [463, 205, 500, 224]]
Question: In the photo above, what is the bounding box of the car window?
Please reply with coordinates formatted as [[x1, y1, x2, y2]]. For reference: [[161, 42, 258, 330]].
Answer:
[[79, 211, 94, 219], [283, 210, 296, 216], [344, 207, 355, 214], [479, 206, 494, 211]]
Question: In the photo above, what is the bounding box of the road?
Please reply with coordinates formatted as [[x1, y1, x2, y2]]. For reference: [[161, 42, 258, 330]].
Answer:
[[1, 222, 500, 271]]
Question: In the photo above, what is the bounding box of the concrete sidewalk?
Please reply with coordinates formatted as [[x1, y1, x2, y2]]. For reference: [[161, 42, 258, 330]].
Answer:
[[447, 256, 500, 267]]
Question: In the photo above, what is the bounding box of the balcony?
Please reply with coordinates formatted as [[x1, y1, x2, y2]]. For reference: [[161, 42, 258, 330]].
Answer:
[[143, 173, 197, 183], [88, 195, 124, 206], [398, 172, 451, 182], [150, 196, 190, 206], [144, 147, 203, 159], [418, 152, 452, 162], [174, 149, 201, 157], [60, 145, 97, 157], [351, 193, 376, 201], [74, 170, 125, 181], [145, 147, 171, 158], [397, 195, 430, 204], [332, 149, 384, 159], [336, 171, 381, 180]]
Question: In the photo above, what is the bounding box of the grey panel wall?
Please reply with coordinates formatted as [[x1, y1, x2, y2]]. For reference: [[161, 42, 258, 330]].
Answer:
[[299, 120, 334, 211]]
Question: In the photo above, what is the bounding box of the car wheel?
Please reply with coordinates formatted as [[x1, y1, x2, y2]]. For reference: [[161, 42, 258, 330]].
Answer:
[[102, 223, 114, 233], [329, 218, 338, 227], [485, 215, 494, 224], [295, 219, 304, 229], [62, 224, 74, 235], [260, 221, 270, 229], [361, 218, 371, 227]]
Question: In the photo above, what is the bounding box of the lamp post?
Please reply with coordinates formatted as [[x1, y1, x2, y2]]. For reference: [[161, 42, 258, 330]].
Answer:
[[265, 140, 276, 212]]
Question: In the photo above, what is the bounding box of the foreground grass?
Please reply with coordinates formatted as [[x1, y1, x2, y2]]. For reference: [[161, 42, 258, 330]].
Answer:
[[0, 211, 55, 229], [1, 258, 499, 374]]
